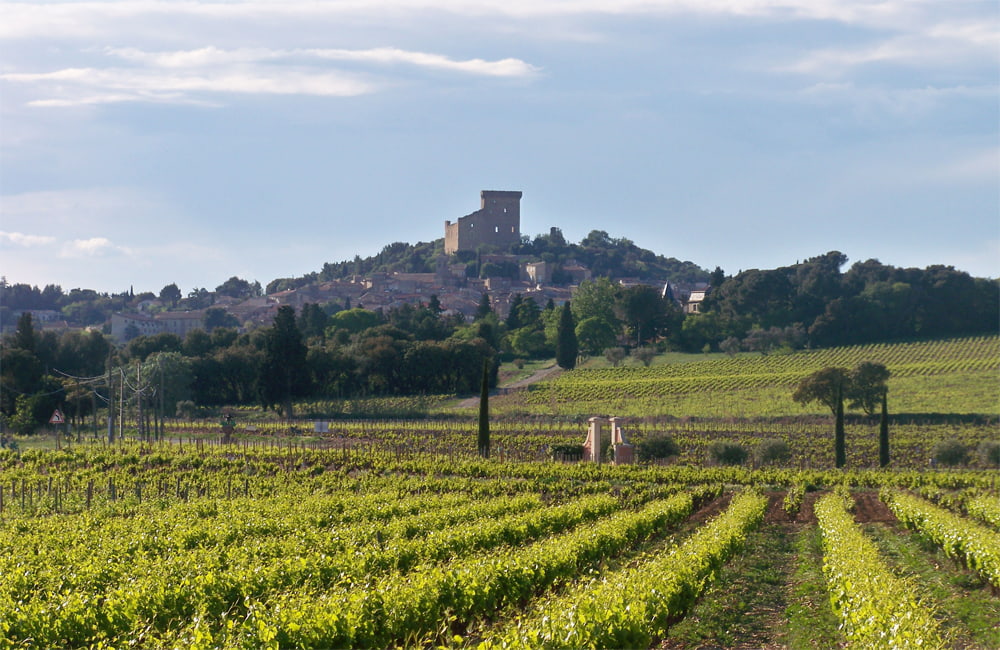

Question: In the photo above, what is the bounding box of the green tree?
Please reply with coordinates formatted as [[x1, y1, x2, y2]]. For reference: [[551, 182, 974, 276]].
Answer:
[[328, 308, 380, 336], [204, 307, 239, 331], [159, 283, 182, 307], [792, 366, 850, 415], [182, 329, 213, 357], [616, 284, 669, 346], [575, 317, 617, 356], [570, 278, 619, 333], [509, 327, 548, 359], [215, 276, 261, 299], [555, 302, 578, 370], [257, 305, 309, 418], [298, 303, 330, 341], [11, 311, 37, 352], [847, 361, 891, 417], [0, 348, 43, 416], [793, 366, 849, 468], [506, 294, 525, 330]]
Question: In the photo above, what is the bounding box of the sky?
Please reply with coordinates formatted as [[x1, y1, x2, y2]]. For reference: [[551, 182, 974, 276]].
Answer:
[[1, 0, 998, 296]]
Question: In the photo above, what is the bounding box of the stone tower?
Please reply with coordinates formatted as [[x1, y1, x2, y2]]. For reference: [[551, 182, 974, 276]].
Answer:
[[444, 190, 522, 254]]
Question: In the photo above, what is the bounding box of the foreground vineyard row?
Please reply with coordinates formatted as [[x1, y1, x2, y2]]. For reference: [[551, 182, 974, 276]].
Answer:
[[1, 446, 997, 648]]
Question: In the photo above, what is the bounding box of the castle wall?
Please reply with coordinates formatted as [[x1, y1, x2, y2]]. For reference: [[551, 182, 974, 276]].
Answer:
[[444, 190, 522, 254]]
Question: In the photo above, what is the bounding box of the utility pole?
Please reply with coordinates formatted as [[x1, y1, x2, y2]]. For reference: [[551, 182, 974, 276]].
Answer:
[[107, 351, 115, 445], [158, 356, 165, 442], [136, 362, 144, 441], [118, 367, 124, 442]]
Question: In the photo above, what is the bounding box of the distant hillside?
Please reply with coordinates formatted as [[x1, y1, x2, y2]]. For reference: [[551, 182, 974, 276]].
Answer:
[[266, 228, 711, 294]]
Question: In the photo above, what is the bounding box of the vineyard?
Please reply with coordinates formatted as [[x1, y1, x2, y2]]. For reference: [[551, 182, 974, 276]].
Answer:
[[1, 335, 998, 647], [501, 335, 1000, 417], [0, 445, 998, 648]]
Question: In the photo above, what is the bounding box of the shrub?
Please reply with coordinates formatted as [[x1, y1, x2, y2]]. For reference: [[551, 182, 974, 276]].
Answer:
[[636, 435, 679, 463], [632, 347, 655, 367], [754, 438, 791, 466], [604, 347, 626, 367], [709, 441, 748, 466], [976, 440, 1000, 468], [933, 439, 968, 467], [720, 337, 741, 357], [549, 443, 584, 461], [175, 400, 198, 419]]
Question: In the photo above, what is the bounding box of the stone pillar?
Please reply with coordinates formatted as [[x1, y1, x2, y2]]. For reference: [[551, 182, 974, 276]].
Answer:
[[608, 417, 622, 445], [587, 417, 603, 464]]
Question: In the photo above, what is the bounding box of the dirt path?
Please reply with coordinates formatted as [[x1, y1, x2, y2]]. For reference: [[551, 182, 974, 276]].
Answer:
[[454, 365, 562, 409]]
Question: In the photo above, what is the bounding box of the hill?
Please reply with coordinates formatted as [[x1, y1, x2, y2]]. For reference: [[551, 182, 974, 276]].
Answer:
[[265, 228, 711, 294]]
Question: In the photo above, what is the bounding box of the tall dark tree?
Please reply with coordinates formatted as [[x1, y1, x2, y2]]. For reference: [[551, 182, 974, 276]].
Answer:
[[835, 382, 846, 468], [879, 391, 890, 468], [12, 311, 37, 353], [257, 305, 309, 418], [478, 359, 490, 459], [556, 302, 578, 370], [506, 294, 524, 330], [475, 293, 493, 320]]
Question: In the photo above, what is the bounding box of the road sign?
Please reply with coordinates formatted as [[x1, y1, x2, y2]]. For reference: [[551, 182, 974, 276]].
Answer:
[[49, 409, 65, 425]]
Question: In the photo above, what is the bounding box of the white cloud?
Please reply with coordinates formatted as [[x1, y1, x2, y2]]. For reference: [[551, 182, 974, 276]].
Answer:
[[106, 45, 539, 76], [0, 231, 56, 247], [784, 20, 999, 76], [3, 45, 537, 107], [1, 187, 159, 227], [0, 0, 931, 37], [2, 65, 376, 107], [795, 81, 997, 121], [60, 237, 133, 259], [927, 147, 1000, 185]]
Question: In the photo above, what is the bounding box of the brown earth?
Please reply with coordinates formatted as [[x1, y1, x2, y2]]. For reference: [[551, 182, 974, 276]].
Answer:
[[851, 490, 896, 523]]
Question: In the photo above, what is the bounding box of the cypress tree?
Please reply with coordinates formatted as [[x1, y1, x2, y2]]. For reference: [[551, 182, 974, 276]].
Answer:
[[478, 359, 490, 458], [556, 302, 578, 370], [835, 381, 846, 468], [879, 391, 890, 468]]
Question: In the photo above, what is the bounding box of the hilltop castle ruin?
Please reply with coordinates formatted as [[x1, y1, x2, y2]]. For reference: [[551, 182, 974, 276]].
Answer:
[[444, 190, 521, 254]]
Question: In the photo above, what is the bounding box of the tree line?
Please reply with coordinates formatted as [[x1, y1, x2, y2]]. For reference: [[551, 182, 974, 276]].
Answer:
[[680, 252, 997, 351]]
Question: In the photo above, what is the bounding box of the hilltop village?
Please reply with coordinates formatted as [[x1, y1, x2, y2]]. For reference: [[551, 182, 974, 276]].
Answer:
[[103, 190, 709, 343]]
